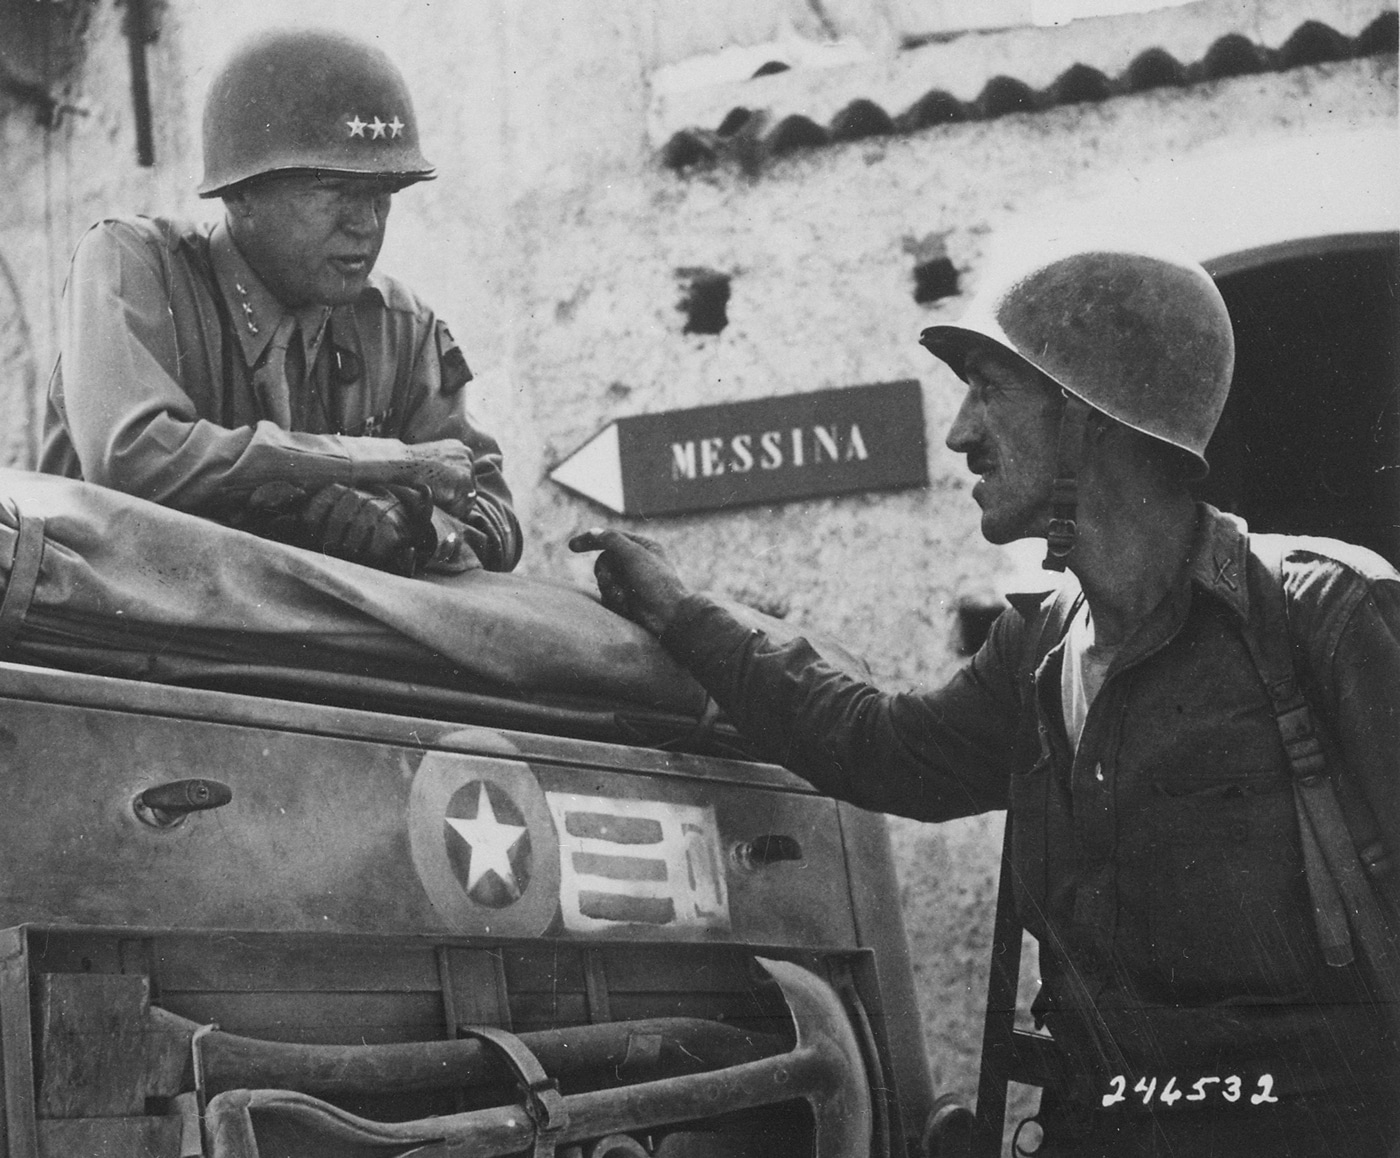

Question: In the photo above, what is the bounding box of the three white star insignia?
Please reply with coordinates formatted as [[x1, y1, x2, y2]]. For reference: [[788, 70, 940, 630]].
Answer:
[[346, 114, 405, 140], [445, 783, 527, 899]]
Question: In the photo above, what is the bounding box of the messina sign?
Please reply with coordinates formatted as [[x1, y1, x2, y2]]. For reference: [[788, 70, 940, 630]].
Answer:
[[549, 380, 928, 517]]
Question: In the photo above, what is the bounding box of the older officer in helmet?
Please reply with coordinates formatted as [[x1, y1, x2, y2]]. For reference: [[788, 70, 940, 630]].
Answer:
[[572, 243, 1400, 1156], [42, 28, 520, 576]]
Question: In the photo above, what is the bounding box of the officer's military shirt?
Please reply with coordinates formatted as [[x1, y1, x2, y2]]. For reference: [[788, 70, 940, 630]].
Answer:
[[661, 505, 1400, 1101], [41, 215, 521, 570]]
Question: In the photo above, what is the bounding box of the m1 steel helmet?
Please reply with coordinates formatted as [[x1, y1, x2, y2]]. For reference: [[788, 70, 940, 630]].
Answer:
[[198, 27, 436, 197], [920, 244, 1235, 477]]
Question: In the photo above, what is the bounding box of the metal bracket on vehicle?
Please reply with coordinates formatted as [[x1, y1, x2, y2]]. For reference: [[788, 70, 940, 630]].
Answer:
[[199, 958, 871, 1158], [190, 1021, 219, 1156], [455, 1024, 568, 1158]]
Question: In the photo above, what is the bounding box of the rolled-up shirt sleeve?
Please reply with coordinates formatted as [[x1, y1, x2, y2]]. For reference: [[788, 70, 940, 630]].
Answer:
[[660, 594, 1028, 821]]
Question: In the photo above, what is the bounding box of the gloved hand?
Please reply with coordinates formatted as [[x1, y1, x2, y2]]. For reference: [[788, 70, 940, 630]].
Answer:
[[353, 441, 477, 520], [300, 483, 436, 576], [422, 508, 516, 574], [568, 528, 690, 636], [223, 481, 312, 545]]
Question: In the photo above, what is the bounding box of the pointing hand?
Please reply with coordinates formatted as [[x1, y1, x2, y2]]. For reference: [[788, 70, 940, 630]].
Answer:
[[568, 528, 688, 637]]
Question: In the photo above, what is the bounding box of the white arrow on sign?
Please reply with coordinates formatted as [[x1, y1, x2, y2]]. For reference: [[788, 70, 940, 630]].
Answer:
[[548, 423, 625, 513], [548, 382, 927, 518]]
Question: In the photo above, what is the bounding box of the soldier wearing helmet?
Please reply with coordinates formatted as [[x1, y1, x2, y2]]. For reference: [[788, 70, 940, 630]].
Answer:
[[572, 242, 1400, 1156], [41, 27, 521, 576]]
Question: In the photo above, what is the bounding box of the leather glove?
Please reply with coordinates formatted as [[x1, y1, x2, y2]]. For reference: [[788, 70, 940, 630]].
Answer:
[[422, 508, 482, 574], [421, 508, 518, 574], [300, 483, 436, 576], [352, 440, 477, 520], [222, 481, 312, 545]]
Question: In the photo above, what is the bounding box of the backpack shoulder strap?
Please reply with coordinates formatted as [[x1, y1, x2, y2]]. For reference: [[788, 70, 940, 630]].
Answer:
[[1243, 538, 1400, 999]]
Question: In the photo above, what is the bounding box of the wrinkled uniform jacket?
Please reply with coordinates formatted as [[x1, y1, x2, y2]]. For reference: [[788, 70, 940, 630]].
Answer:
[[40, 215, 521, 570], [663, 506, 1399, 1098]]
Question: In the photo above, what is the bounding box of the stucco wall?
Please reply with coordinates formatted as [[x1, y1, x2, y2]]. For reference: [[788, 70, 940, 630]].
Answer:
[[0, 0, 1395, 1137], [0, 0, 195, 469]]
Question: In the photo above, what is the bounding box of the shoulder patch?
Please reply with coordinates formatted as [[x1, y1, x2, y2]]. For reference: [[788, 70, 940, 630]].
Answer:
[[436, 320, 473, 397]]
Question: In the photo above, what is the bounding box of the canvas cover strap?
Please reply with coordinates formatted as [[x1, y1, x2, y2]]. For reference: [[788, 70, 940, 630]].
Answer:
[[0, 509, 45, 655]]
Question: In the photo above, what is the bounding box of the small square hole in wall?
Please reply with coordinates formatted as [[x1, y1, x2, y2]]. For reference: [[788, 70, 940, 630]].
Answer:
[[677, 268, 732, 335], [913, 257, 960, 305]]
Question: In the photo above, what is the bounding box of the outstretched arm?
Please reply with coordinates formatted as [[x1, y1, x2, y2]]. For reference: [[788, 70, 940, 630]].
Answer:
[[567, 528, 689, 635], [569, 528, 1023, 821]]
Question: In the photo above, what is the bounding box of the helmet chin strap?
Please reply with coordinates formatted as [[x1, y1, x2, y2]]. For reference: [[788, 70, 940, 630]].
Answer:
[[1043, 391, 1094, 571]]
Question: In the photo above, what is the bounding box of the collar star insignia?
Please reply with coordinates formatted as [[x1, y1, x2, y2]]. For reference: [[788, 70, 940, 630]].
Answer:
[[346, 115, 367, 137], [445, 783, 527, 899], [234, 282, 259, 335], [369, 116, 387, 139], [388, 116, 404, 137]]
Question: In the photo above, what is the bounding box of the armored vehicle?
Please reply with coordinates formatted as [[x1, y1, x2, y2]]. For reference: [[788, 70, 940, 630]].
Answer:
[[0, 471, 969, 1158]]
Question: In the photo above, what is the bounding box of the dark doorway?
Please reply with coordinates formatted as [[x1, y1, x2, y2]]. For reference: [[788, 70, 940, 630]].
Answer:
[[1199, 236, 1399, 569]]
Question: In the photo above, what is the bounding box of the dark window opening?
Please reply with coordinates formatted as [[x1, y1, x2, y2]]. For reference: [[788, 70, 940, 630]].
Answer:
[[677, 269, 732, 335], [1200, 238, 1399, 569], [717, 107, 753, 136], [913, 257, 960, 305]]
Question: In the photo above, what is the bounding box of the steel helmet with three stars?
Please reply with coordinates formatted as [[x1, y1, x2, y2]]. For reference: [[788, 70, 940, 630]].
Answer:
[[920, 241, 1235, 477], [197, 27, 436, 197]]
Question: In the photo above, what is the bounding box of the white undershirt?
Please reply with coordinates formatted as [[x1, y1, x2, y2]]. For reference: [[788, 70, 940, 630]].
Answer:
[[1060, 602, 1118, 749]]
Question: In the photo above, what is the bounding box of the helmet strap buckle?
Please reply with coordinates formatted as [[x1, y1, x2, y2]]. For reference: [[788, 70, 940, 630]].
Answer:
[[1044, 517, 1078, 568], [1042, 393, 1094, 572]]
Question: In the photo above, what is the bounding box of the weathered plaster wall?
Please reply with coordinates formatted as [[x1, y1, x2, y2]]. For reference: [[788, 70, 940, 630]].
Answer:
[[1, 0, 1394, 1134], [0, 0, 193, 468]]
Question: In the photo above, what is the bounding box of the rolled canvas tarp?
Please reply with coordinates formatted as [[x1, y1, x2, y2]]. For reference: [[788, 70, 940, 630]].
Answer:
[[0, 470, 860, 718]]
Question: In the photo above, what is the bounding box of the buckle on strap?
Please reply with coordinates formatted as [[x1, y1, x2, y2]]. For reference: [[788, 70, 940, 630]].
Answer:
[[457, 1025, 567, 1156], [1046, 517, 1077, 546], [1042, 393, 1093, 572], [1043, 516, 1077, 572]]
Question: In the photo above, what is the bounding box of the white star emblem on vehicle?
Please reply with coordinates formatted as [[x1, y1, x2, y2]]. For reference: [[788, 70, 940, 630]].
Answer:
[[369, 117, 387, 139], [346, 115, 367, 137], [388, 116, 404, 138], [445, 782, 528, 899]]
